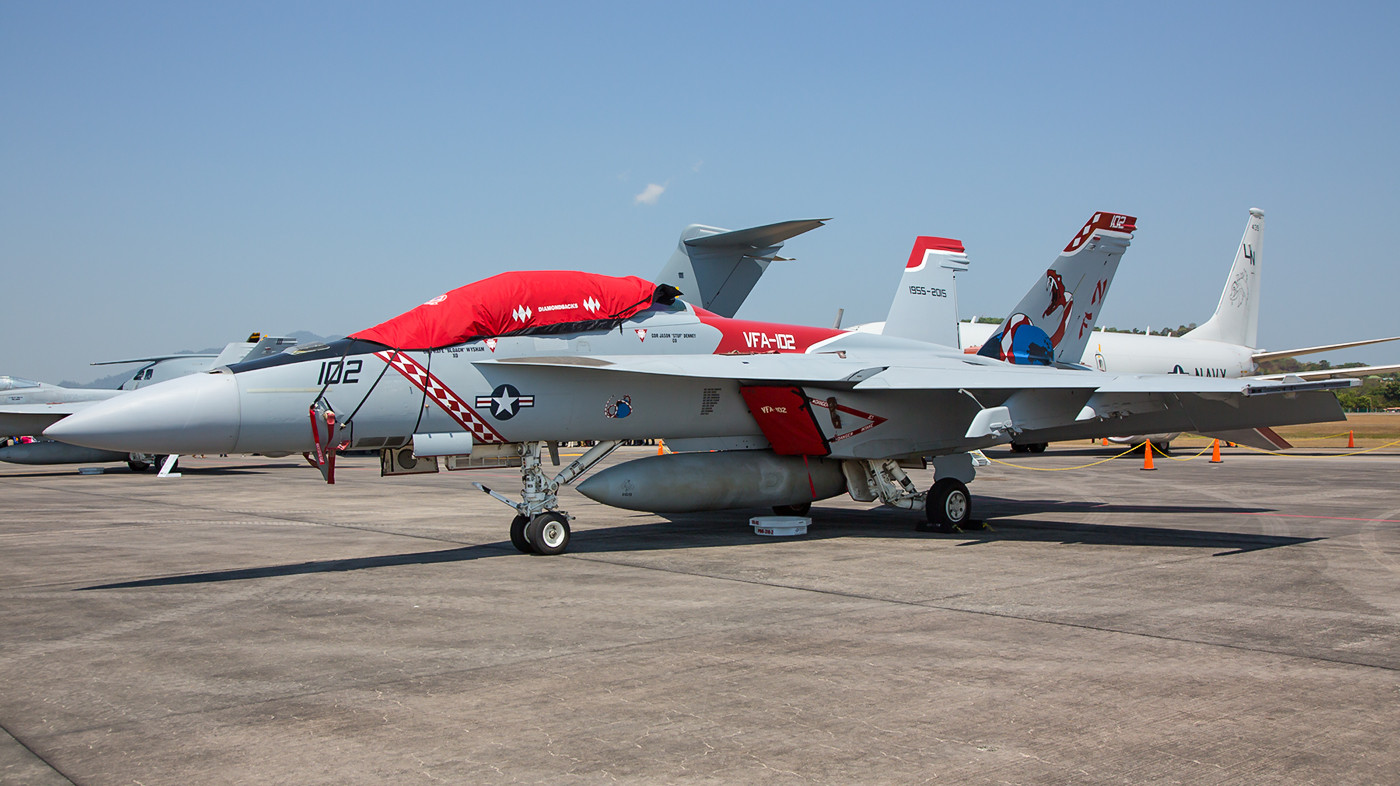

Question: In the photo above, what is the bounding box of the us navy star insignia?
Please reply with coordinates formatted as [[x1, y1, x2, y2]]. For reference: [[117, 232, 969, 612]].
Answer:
[[475, 384, 535, 420]]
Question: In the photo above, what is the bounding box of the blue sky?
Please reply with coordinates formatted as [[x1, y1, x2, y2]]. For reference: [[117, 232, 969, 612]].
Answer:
[[3, 1, 1397, 383]]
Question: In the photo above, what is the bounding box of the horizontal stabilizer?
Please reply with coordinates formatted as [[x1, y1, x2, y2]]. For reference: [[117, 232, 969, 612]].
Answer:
[[1251, 335, 1400, 363]]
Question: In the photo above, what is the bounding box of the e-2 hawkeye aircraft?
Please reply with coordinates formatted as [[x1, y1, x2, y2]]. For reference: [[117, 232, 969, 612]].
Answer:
[[46, 212, 1355, 555]]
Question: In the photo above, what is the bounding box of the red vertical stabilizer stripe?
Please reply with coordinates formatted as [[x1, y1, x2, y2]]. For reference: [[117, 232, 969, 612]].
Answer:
[[906, 236, 966, 268]]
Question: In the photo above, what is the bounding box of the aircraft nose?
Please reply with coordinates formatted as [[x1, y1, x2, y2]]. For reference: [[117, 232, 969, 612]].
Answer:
[[44, 372, 241, 454]]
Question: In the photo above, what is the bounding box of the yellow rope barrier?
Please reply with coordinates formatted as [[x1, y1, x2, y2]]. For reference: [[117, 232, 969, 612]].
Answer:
[[987, 444, 1141, 471], [989, 437, 1400, 470], [1281, 430, 1355, 441], [1151, 442, 1212, 462], [1234, 437, 1400, 458]]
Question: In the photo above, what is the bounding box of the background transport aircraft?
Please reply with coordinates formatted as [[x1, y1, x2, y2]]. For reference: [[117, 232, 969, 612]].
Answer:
[[0, 334, 297, 469], [46, 212, 1354, 556], [860, 209, 1398, 450]]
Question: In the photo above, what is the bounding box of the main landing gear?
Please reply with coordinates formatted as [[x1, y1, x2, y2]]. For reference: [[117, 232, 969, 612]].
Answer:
[[478, 440, 622, 555], [922, 477, 972, 532], [845, 456, 978, 533]]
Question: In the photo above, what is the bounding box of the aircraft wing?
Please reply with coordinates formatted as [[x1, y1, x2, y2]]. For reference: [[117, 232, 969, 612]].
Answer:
[[0, 401, 102, 436], [480, 354, 1353, 453], [92, 354, 217, 366], [1252, 364, 1400, 381], [489, 353, 1110, 391]]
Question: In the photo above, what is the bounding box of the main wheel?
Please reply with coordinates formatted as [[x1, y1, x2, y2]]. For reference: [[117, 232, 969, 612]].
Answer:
[[127, 460, 151, 472], [509, 514, 535, 554], [924, 478, 972, 532], [1010, 443, 1030, 453], [772, 502, 811, 516], [525, 512, 571, 556], [1028, 442, 1047, 454]]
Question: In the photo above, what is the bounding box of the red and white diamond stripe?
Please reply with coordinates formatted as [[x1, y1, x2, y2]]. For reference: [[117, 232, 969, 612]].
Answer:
[[375, 351, 506, 444]]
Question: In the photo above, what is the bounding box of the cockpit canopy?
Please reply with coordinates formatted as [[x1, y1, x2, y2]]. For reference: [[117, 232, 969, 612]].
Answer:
[[0, 376, 40, 391], [349, 271, 672, 350]]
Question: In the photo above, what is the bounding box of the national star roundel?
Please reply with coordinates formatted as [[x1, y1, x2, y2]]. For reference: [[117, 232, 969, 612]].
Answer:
[[475, 384, 535, 420]]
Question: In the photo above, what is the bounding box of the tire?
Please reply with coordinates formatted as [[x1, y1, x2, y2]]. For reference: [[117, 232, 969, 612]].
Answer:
[[1010, 443, 1030, 453], [526, 512, 571, 556], [772, 502, 812, 516], [1028, 442, 1047, 454], [127, 460, 151, 473], [924, 478, 972, 532], [509, 514, 535, 554]]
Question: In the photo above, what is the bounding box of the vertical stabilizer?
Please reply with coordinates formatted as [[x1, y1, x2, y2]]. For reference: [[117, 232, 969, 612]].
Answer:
[[655, 219, 827, 318], [881, 237, 969, 347], [978, 212, 1137, 366], [1183, 209, 1264, 348]]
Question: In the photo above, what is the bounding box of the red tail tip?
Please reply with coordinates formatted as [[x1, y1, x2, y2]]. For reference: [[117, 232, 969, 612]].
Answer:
[[1063, 213, 1138, 252], [907, 236, 966, 268]]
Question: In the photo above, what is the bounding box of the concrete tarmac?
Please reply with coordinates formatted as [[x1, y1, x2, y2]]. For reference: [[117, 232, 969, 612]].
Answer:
[[1, 445, 1397, 784]]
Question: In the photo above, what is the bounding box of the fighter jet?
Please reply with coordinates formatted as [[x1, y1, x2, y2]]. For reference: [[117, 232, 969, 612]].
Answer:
[[1, 334, 297, 469], [46, 212, 1355, 555]]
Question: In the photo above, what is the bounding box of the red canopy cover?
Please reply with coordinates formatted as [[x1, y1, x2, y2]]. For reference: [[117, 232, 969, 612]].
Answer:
[[350, 271, 660, 350]]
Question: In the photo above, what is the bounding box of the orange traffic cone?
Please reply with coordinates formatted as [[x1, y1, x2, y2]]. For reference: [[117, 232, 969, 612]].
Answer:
[[1141, 439, 1156, 470], [1101, 438, 1109, 446], [1347, 430, 1355, 448], [657, 440, 666, 455], [1210, 439, 1222, 463]]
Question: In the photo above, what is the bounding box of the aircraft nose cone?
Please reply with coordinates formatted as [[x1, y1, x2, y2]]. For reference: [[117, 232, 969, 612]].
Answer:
[[44, 372, 241, 454]]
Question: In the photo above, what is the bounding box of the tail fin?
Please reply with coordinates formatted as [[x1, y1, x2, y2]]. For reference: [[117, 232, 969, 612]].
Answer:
[[208, 335, 299, 367], [880, 237, 969, 347], [1183, 208, 1264, 348], [655, 219, 827, 318], [978, 212, 1136, 366]]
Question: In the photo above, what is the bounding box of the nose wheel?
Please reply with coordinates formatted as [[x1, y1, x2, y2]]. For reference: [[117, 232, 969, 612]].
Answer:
[[526, 512, 571, 555], [509, 512, 572, 555], [479, 440, 621, 556]]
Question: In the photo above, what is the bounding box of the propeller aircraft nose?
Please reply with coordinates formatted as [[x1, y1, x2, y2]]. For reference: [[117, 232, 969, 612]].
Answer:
[[44, 372, 241, 455]]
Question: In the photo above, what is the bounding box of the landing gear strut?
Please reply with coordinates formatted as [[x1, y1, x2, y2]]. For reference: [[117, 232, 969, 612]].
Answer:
[[477, 440, 622, 555]]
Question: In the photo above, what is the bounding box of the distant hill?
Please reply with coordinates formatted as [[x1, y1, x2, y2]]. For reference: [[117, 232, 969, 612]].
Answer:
[[59, 332, 338, 388]]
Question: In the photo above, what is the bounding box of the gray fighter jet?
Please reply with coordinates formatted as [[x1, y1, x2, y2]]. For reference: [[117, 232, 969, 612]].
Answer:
[[46, 212, 1354, 554], [1, 334, 297, 469]]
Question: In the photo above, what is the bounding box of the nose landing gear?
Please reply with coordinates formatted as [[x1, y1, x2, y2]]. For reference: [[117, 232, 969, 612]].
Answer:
[[478, 440, 622, 555]]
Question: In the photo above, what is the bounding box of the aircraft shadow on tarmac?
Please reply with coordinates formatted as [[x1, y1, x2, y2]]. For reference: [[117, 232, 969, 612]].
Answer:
[[79, 499, 1317, 591]]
